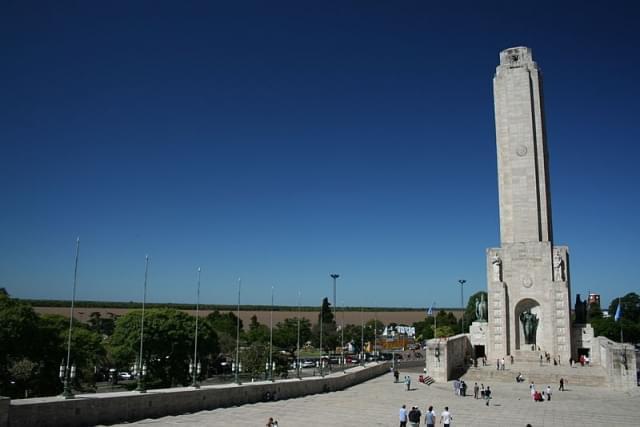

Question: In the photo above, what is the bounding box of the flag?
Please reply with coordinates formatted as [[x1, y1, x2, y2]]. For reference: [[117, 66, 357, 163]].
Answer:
[[614, 298, 622, 322], [427, 302, 434, 316]]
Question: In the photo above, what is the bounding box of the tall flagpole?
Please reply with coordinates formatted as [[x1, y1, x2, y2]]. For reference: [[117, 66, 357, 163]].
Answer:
[[191, 267, 201, 388], [235, 278, 241, 384], [269, 285, 274, 381], [434, 302, 437, 339], [62, 237, 80, 399], [136, 255, 149, 393], [296, 290, 301, 379]]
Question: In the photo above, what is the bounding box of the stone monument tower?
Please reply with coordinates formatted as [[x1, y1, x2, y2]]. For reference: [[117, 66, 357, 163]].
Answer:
[[486, 47, 572, 362]]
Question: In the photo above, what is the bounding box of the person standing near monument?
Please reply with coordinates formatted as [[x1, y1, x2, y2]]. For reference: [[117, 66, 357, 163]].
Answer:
[[440, 406, 452, 427], [425, 406, 436, 427], [473, 382, 479, 399], [408, 406, 421, 427], [399, 404, 408, 427]]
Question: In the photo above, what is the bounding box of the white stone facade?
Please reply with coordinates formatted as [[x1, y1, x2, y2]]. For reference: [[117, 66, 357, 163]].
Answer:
[[486, 47, 572, 363]]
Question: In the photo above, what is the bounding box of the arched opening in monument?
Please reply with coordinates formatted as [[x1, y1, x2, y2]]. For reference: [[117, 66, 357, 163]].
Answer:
[[515, 298, 541, 351]]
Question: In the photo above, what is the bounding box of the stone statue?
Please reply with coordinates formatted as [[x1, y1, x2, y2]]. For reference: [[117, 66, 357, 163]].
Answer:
[[491, 253, 502, 282], [519, 309, 539, 345], [553, 250, 564, 281], [574, 294, 587, 324], [475, 294, 487, 321]]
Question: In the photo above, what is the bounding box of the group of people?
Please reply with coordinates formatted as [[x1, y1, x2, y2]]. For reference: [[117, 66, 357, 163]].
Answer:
[[452, 379, 466, 396], [495, 355, 514, 370], [399, 404, 450, 427], [471, 382, 492, 405], [529, 382, 553, 402], [570, 354, 590, 367]]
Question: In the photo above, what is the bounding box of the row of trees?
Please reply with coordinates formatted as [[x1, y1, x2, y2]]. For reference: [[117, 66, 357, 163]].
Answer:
[[0, 292, 388, 399]]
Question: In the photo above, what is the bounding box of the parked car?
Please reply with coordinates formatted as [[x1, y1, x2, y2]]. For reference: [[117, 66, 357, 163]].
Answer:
[[118, 372, 132, 380], [301, 360, 315, 368]]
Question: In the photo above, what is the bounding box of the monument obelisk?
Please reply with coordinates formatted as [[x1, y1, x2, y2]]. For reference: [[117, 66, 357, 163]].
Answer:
[[486, 47, 572, 362]]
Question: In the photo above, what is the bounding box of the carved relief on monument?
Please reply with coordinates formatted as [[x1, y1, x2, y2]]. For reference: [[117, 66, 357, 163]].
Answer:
[[475, 294, 488, 321], [553, 250, 564, 281], [491, 253, 502, 282], [519, 309, 539, 345]]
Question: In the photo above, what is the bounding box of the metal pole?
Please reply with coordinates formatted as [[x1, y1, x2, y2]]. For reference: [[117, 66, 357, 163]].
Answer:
[[319, 299, 323, 377], [296, 290, 301, 379], [434, 302, 437, 339], [235, 278, 241, 384], [360, 306, 364, 366], [62, 237, 80, 399], [269, 285, 274, 381], [458, 279, 466, 333], [136, 255, 149, 393], [374, 311, 377, 360], [330, 274, 339, 318], [341, 300, 344, 370], [192, 267, 201, 388]]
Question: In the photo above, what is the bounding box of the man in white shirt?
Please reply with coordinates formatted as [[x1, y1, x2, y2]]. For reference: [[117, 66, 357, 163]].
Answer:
[[399, 404, 408, 427], [425, 405, 436, 427], [440, 406, 452, 426]]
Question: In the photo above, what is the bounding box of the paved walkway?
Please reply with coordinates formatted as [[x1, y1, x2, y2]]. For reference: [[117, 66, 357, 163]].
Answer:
[[107, 367, 640, 427]]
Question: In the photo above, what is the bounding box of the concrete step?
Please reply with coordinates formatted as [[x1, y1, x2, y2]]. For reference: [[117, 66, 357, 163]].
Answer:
[[462, 364, 607, 387]]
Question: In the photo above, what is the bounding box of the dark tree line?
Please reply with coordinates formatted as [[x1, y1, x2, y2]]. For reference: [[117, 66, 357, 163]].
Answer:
[[1, 290, 388, 398]]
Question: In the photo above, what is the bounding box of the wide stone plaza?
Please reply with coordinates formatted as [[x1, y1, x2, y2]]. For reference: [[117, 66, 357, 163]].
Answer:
[[105, 366, 640, 427]]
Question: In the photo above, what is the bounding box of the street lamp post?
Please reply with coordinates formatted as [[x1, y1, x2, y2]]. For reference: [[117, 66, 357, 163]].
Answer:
[[136, 255, 149, 393], [191, 267, 201, 388], [458, 279, 467, 333], [268, 285, 274, 382], [235, 278, 242, 385], [61, 237, 80, 399], [341, 300, 345, 370]]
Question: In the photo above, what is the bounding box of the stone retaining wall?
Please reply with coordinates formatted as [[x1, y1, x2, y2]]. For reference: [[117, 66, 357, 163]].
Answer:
[[1, 363, 389, 427], [594, 336, 637, 390]]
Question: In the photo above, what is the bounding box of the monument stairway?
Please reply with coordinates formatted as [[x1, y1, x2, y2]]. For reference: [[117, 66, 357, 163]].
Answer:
[[461, 361, 607, 388]]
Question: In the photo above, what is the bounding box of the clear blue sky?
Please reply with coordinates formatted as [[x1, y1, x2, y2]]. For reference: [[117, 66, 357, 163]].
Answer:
[[1, 1, 639, 309]]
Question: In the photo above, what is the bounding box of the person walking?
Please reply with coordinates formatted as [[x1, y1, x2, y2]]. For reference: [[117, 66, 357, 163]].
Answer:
[[399, 404, 408, 427], [405, 375, 411, 391], [484, 386, 492, 406], [440, 406, 452, 427], [559, 378, 565, 391], [500, 357, 505, 370], [408, 406, 421, 427], [425, 406, 436, 427], [473, 382, 479, 399]]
